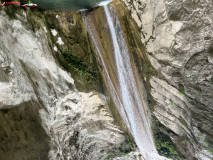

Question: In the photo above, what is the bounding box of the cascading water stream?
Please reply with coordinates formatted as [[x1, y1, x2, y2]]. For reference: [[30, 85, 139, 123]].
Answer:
[[82, 12, 131, 127], [83, 1, 168, 159], [102, 2, 155, 154]]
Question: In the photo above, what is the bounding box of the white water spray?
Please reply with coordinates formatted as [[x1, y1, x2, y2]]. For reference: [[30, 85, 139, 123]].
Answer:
[[103, 2, 155, 153]]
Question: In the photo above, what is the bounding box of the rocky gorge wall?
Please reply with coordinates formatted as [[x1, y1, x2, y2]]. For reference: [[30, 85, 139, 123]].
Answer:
[[84, 1, 183, 159], [121, 0, 213, 159], [0, 5, 138, 160]]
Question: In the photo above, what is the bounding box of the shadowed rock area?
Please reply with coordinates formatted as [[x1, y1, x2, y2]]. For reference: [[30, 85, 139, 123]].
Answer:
[[0, 104, 50, 160]]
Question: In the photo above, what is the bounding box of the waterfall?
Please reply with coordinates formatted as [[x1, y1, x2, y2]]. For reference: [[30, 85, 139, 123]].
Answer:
[[83, 2, 168, 160], [102, 3, 157, 156]]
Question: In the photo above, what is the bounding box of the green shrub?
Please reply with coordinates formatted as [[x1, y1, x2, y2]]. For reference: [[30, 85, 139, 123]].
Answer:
[[155, 132, 180, 159], [153, 117, 183, 159]]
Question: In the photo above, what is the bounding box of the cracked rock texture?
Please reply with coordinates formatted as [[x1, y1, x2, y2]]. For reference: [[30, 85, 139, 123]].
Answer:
[[0, 7, 134, 160], [122, 0, 213, 159]]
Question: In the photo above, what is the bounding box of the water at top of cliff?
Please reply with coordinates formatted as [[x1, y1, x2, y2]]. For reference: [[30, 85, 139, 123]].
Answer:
[[20, 0, 105, 11]]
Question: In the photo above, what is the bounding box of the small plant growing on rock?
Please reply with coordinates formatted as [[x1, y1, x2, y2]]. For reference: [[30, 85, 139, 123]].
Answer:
[[196, 90, 202, 96], [178, 91, 185, 96]]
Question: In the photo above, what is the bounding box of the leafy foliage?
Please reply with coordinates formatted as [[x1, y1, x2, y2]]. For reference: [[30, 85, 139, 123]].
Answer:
[[155, 132, 180, 159], [153, 117, 184, 160]]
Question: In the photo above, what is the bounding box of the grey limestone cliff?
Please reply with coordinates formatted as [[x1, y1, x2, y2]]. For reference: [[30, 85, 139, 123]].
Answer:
[[0, 6, 135, 160], [122, 0, 213, 159]]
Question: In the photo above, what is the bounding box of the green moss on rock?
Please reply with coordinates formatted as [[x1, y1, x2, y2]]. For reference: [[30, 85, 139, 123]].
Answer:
[[179, 116, 188, 127], [40, 11, 105, 92], [62, 51, 97, 80]]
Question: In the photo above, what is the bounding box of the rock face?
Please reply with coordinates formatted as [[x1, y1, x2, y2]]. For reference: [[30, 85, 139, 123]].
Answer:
[[0, 7, 134, 160], [48, 92, 128, 160], [122, 0, 213, 159]]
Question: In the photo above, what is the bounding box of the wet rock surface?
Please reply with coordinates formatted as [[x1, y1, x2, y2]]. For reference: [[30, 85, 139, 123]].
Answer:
[[0, 104, 50, 160]]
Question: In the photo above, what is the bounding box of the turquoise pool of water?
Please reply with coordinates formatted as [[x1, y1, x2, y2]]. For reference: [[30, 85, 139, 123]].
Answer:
[[20, 0, 105, 11]]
